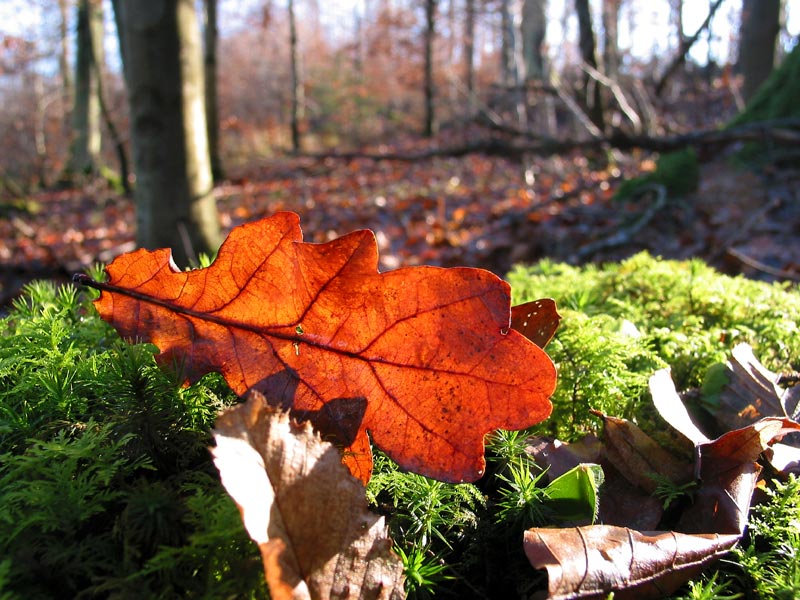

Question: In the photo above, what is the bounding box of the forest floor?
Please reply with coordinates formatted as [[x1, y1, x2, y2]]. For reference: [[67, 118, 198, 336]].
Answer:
[[1, 139, 799, 308]]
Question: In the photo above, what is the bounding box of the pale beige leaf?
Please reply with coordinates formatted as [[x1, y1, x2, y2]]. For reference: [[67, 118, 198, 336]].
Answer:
[[212, 391, 405, 600]]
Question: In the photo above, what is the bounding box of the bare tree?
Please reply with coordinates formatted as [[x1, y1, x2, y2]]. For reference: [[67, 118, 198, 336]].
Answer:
[[115, 0, 221, 267], [464, 0, 476, 112], [575, 0, 604, 131], [204, 0, 224, 180], [66, 0, 104, 178], [423, 0, 437, 137], [522, 0, 547, 81], [58, 0, 72, 114], [602, 0, 620, 80], [738, 0, 781, 102], [288, 0, 304, 152]]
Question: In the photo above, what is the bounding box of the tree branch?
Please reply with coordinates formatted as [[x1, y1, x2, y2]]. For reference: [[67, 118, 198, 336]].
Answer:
[[296, 120, 800, 162], [655, 0, 727, 96]]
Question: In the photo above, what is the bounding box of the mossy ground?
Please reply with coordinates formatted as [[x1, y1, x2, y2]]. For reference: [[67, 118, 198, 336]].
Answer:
[[1, 253, 797, 598]]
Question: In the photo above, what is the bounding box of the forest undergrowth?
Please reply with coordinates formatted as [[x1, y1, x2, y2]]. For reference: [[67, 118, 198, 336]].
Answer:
[[1, 252, 798, 598]]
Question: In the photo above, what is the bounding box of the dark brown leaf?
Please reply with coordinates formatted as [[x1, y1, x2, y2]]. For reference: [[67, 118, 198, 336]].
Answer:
[[523, 526, 739, 600]]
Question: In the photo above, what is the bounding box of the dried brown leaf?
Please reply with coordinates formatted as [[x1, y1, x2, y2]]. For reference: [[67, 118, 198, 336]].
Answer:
[[523, 526, 739, 600], [591, 410, 692, 494], [212, 391, 405, 600], [678, 416, 800, 534]]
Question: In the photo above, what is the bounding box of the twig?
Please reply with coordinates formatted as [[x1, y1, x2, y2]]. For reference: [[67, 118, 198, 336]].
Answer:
[[655, 0, 727, 96], [709, 191, 784, 262], [571, 183, 668, 261], [725, 247, 800, 282], [580, 63, 642, 134], [549, 73, 604, 138]]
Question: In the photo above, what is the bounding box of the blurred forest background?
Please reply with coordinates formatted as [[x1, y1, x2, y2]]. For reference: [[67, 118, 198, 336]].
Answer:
[[1, 0, 799, 305]]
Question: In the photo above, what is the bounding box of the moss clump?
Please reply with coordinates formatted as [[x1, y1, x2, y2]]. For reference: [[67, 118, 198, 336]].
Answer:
[[614, 148, 699, 201], [507, 252, 800, 440], [0, 280, 267, 599], [728, 45, 800, 166]]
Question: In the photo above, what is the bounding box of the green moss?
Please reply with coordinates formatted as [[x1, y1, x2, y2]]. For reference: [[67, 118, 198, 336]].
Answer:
[[0, 281, 266, 599], [508, 253, 799, 438], [614, 148, 699, 200], [729, 45, 800, 128], [728, 45, 800, 165]]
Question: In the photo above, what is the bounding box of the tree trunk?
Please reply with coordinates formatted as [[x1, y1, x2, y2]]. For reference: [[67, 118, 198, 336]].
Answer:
[[58, 0, 72, 115], [204, 0, 223, 181], [464, 0, 476, 113], [423, 0, 437, 137], [117, 0, 221, 267], [521, 0, 546, 81], [575, 0, 604, 131], [288, 0, 303, 152], [601, 0, 620, 80], [68, 0, 104, 177], [738, 0, 781, 103], [500, 0, 515, 85]]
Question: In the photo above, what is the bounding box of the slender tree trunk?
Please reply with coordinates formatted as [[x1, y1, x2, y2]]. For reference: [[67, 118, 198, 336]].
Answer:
[[423, 0, 437, 137], [68, 0, 104, 177], [288, 0, 303, 152], [602, 0, 620, 79], [575, 0, 604, 131], [203, 0, 223, 181], [117, 0, 221, 267], [738, 0, 781, 102], [500, 0, 515, 85], [464, 0, 476, 113], [522, 0, 546, 81], [32, 72, 49, 186], [58, 0, 72, 115]]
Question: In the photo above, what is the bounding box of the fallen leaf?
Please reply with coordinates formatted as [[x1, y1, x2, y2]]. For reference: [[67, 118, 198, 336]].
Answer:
[[524, 372, 800, 598], [523, 526, 739, 600], [543, 463, 604, 524], [212, 390, 405, 600], [678, 416, 800, 535], [528, 435, 666, 530], [651, 365, 800, 517], [76, 212, 556, 482], [590, 409, 692, 494], [510, 298, 561, 348], [649, 368, 710, 445]]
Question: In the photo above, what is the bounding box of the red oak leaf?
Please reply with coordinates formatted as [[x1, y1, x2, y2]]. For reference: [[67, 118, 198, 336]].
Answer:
[[76, 212, 556, 482]]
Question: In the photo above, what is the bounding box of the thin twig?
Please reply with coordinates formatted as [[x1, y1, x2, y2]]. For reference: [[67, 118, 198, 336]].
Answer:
[[571, 183, 667, 261], [725, 247, 800, 282], [580, 62, 642, 134]]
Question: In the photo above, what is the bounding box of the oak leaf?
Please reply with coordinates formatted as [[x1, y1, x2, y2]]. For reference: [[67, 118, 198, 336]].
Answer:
[[76, 212, 556, 482], [212, 391, 405, 600]]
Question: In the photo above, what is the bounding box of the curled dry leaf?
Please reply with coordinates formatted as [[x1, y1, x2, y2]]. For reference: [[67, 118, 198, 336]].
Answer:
[[77, 212, 556, 483], [678, 416, 800, 534], [212, 390, 405, 600], [523, 526, 739, 600], [589, 409, 692, 494], [523, 371, 800, 599], [650, 367, 800, 533]]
